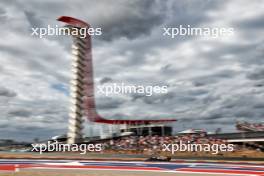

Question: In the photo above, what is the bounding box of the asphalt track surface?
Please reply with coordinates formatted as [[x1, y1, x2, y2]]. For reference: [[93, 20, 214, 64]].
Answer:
[[0, 159, 263, 176]]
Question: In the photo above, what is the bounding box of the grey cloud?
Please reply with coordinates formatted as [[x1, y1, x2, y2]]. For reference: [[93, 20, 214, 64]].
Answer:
[[187, 89, 209, 96], [203, 118, 235, 125], [0, 7, 7, 22], [0, 126, 66, 142], [201, 92, 264, 124], [130, 91, 175, 104], [96, 97, 124, 110], [97, 0, 167, 41], [253, 103, 264, 109], [0, 42, 69, 84], [192, 70, 235, 87], [247, 68, 264, 80], [0, 124, 10, 129], [99, 77, 113, 84], [8, 109, 32, 117], [253, 81, 264, 87], [24, 11, 43, 28], [160, 64, 178, 74], [131, 93, 146, 101], [236, 15, 264, 30], [108, 113, 130, 120], [0, 87, 16, 97], [0, 7, 6, 14]]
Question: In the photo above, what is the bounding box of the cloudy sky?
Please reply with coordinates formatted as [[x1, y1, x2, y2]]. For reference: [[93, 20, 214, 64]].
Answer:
[[0, 0, 263, 141]]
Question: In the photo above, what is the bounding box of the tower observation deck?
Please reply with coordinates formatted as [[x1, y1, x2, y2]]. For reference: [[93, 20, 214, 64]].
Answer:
[[57, 16, 176, 144]]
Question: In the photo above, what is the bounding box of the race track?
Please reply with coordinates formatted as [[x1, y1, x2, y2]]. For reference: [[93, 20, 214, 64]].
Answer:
[[0, 159, 263, 176]]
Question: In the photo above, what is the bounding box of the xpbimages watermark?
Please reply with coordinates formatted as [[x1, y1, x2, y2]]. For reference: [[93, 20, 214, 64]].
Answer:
[[31, 25, 102, 38], [97, 83, 168, 96], [31, 141, 102, 154], [162, 141, 234, 154], [163, 25, 234, 38]]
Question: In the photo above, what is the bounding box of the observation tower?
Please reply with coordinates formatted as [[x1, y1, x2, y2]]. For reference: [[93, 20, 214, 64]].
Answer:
[[57, 16, 176, 144]]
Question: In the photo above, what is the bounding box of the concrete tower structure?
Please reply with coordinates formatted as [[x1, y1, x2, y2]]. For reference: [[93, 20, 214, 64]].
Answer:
[[57, 16, 177, 144], [67, 37, 86, 144], [57, 16, 92, 144]]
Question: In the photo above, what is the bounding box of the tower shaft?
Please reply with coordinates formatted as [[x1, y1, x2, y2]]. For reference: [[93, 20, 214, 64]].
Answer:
[[67, 37, 88, 144]]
